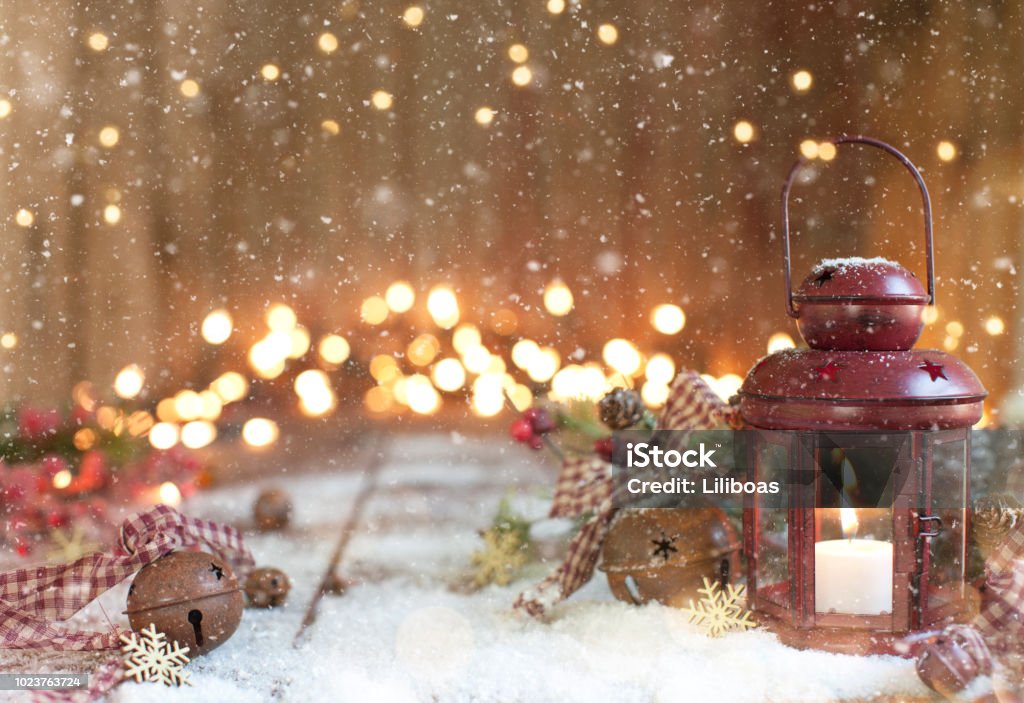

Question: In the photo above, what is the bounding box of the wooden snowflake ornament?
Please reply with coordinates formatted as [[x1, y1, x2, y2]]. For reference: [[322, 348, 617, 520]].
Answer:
[[120, 623, 192, 686], [683, 577, 757, 637], [47, 526, 99, 563], [471, 528, 527, 587]]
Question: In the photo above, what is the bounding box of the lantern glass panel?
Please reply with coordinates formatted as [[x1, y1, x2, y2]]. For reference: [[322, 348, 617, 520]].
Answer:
[[925, 434, 968, 623], [755, 438, 790, 607], [813, 437, 900, 617]]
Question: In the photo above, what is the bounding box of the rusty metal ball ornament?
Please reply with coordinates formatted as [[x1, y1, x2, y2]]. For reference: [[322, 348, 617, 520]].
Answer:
[[915, 625, 993, 698], [125, 551, 244, 656], [243, 567, 291, 608], [599, 507, 741, 607], [253, 488, 292, 531]]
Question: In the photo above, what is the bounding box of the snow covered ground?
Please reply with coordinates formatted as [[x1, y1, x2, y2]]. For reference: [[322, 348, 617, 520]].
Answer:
[[2, 434, 930, 702]]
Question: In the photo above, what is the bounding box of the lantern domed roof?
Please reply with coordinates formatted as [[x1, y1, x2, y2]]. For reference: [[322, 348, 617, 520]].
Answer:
[[738, 348, 985, 430]]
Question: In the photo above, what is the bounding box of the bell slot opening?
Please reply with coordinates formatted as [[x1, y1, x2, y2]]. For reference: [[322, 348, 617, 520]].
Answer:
[[188, 609, 204, 646], [623, 575, 642, 604]]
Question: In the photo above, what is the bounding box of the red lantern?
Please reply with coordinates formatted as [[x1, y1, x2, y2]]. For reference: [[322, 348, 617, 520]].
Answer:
[[738, 136, 986, 655]]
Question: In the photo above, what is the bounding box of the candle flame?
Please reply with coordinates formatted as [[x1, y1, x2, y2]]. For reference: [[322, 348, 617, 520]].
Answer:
[[840, 507, 859, 540]]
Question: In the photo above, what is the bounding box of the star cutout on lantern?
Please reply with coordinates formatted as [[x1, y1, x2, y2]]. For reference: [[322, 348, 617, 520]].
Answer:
[[918, 360, 948, 382], [209, 563, 224, 580], [651, 533, 678, 561], [813, 268, 836, 287], [814, 361, 844, 382]]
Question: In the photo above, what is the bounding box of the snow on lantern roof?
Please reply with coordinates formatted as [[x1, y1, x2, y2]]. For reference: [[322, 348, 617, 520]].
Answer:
[[811, 256, 899, 271]]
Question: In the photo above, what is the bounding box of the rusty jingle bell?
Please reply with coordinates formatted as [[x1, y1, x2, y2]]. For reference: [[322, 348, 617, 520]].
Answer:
[[253, 488, 293, 531], [244, 566, 291, 608], [125, 550, 244, 655], [600, 507, 741, 607]]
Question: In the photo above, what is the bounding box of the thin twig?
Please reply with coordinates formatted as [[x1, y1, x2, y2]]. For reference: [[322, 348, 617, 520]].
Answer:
[[293, 432, 388, 647]]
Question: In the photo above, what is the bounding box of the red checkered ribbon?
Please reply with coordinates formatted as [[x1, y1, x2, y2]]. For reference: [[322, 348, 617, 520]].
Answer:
[[0, 504, 253, 651], [660, 370, 739, 431], [514, 457, 614, 617], [515, 371, 733, 617]]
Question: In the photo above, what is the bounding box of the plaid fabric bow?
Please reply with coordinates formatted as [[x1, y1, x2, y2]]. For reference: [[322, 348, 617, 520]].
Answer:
[[0, 505, 253, 650], [515, 371, 734, 617], [975, 520, 1024, 652]]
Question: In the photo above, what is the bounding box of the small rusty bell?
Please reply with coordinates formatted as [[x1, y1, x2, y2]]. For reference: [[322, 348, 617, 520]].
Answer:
[[253, 488, 292, 531], [599, 507, 741, 608], [244, 567, 291, 608], [915, 624, 993, 698], [126, 551, 244, 656]]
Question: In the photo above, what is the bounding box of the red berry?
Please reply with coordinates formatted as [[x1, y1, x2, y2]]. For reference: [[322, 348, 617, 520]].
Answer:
[[510, 418, 535, 443], [594, 437, 614, 462], [529, 435, 544, 451], [525, 407, 557, 435]]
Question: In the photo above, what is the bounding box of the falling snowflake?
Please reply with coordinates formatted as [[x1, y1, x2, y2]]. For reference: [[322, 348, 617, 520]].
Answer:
[[683, 577, 757, 637], [120, 624, 192, 686], [471, 528, 527, 587], [47, 527, 99, 563]]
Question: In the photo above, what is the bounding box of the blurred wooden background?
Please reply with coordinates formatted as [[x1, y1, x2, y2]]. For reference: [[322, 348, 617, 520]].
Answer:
[[1, 0, 1022, 414]]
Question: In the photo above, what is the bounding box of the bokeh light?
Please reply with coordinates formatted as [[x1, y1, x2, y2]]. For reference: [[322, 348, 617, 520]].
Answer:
[[87, 32, 109, 51], [148, 422, 179, 450], [597, 23, 619, 45], [543, 280, 574, 317], [508, 44, 529, 63], [733, 120, 755, 143], [385, 280, 416, 313], [318, 32, 339, 54], [266, 303, 297, 332], [98, 125, 120, 148], [318, 334, 351, 365], [181, 420, 217, 449], [361, 296, 390, 325], [427, 286, 459, 329], [937, 140, 957, 162], [452, 324, 482, 355], [15, 209, 35, 227], [261, 63, 280, 81], [767, 332, 796, 354], [985, 316, 1005, 335], [511, 65, 533, 87], [201, 309, 233, 345], [114, 364, 145, 399], [645, 354, 676, 386], [651, 304, 685, 335], [603, 339, 642, 377], [242, 418, 279, 448], [432, 358, 466, 392], [790, 69, 813, 92], [403, 5, 425, 27]]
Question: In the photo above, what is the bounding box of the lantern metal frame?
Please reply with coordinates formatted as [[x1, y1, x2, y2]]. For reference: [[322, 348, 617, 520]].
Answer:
[[739, 136, 984, 656]]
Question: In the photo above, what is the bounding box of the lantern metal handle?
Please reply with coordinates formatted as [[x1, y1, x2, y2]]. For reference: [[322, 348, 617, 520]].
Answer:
[[781, 135, 936, 318]]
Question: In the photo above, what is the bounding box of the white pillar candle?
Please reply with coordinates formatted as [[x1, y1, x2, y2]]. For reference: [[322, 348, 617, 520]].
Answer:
[[814, 539, 894, 615]]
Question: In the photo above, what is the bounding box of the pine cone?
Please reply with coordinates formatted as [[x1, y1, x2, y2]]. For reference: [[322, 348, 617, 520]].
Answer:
[[973, 493, 1023, 553], [599, 388, 646, 430]]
